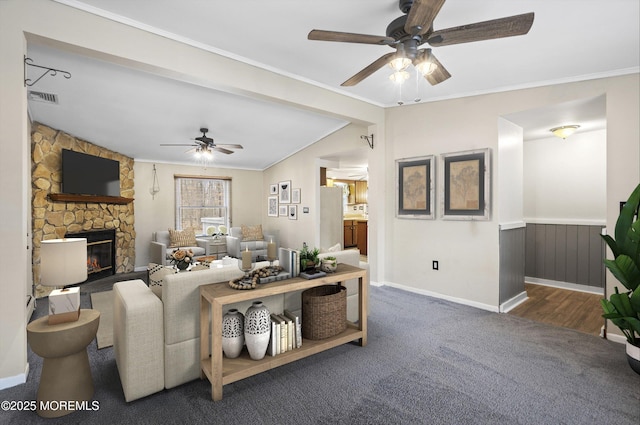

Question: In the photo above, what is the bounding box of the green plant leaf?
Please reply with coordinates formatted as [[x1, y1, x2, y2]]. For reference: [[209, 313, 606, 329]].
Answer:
[[601, 234, 621, 258], [603, 255, 640, 292], [614, 183, 640, 245], [609, 291, 635, 317]]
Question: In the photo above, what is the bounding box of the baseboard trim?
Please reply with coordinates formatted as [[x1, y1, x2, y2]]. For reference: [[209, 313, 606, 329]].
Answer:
[[500, 291, 528, 313], [525, 277, 604, 295], [0, 363, 28, 391], [380, 281, 499, 312], [604, 332, 627, 345]]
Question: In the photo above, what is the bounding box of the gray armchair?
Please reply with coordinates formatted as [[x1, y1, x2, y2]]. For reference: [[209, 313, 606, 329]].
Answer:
[[226, 226, 277, 261], [149, 230, 207, 266]]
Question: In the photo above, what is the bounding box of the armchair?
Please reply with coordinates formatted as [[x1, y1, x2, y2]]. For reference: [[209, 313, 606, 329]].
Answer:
[[226, 225, 277, 261], [149, 230, 207, 266]]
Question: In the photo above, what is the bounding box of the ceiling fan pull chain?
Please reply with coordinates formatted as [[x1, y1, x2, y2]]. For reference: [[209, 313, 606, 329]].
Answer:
[[414, 67, 421, 103]]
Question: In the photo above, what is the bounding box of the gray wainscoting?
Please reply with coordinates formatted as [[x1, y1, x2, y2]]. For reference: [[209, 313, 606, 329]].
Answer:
[[525, 223, 605, 288], [499, 226, 526, 304]]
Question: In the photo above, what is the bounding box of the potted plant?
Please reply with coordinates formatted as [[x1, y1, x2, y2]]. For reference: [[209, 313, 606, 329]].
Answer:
[[600, 183, 640, 374], [299, 243, 320, 271], [320, 256, 338, 273]]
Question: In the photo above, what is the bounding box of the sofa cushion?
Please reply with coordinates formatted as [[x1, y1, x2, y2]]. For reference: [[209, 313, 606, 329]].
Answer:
[[241, 224, 263, 241], [168, 228, 197, 248]]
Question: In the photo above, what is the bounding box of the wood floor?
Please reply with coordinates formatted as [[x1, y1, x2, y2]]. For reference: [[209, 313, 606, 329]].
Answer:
[[508, 283, 604, 336]]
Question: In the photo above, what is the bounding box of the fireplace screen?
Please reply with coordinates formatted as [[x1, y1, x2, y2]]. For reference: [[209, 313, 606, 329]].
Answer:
[[87, 239, 112, 273]]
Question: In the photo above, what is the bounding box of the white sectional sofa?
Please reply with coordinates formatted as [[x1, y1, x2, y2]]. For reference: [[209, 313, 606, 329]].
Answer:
[[112, 249, 368, 402]]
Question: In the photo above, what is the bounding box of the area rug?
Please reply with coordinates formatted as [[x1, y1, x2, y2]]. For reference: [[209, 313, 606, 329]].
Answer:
[[90, 290, 113, 349]]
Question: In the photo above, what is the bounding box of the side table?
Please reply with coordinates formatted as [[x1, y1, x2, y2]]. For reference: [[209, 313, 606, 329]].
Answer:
[[27, 309, 100, 418]]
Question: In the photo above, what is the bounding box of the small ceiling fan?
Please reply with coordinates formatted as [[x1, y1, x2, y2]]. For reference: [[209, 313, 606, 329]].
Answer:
[[308, 0, 534, 87], [160, 128, 243, 155]]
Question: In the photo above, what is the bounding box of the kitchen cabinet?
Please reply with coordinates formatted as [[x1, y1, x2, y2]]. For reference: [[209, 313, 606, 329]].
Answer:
[[357, 221, 368, 256], [355, 181, 368, 204], [344, 220, 357, 248]]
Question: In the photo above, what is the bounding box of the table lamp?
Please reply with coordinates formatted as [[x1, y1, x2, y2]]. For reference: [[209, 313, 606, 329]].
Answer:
[[40, 238, 88, 324]]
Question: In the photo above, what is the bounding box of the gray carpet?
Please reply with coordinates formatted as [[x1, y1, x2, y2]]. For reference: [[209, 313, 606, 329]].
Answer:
[[90, 291, 114, 349], [2, 280, 639, 424]]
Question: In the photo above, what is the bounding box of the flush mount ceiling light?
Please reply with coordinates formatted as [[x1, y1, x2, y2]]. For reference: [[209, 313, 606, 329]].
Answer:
[[550, 125, 580, 139]]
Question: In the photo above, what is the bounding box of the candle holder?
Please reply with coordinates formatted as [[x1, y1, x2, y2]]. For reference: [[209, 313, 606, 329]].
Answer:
[[237, 259, 255, 288]]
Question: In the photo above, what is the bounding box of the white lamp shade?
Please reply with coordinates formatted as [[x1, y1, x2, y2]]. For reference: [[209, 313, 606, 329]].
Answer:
[[40, 238, 88, 286]]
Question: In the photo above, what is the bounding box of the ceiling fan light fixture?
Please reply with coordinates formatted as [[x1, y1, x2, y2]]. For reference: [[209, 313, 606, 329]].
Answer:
[[388, 44, 411, 72], [550, 125, 580, 139], [389, 70, 410, 84], [415, 59, 437, 76]]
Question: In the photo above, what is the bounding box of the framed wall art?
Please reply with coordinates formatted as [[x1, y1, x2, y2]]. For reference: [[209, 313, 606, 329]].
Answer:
[[278, 180, 291, 204], [291, 188, 301, 204], [395, 155, 435, 220], [288, 205, 297, 220], [267, 196, 278, 217], [269, 184, 278, 195], [440, 148, 491, 220], [279, 205, 288, 217]]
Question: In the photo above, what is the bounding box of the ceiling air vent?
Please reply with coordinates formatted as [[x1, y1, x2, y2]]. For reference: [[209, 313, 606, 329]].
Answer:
[[28, 91, 58, 104]]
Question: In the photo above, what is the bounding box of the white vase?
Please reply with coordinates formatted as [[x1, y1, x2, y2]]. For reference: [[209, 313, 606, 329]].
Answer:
[[244, 301, 270, 360], [222, 309, 244, 359]]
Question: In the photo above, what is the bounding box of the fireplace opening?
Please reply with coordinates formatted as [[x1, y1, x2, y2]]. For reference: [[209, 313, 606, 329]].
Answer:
[[66, 229, 116, 282]]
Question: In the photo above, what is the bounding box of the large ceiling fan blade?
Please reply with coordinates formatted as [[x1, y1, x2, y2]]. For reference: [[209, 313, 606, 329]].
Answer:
[[417, 49, 451, 85], [216, 143, 243, 149], [308, 29, 395, 45], [341, 52, 396, 87], [427, 12, 534, 47], [213, 147, 234, 155], [405, 0, 446, 36]]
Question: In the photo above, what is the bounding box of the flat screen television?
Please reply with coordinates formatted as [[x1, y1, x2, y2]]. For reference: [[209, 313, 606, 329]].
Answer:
[[61, 149, 120, 197]]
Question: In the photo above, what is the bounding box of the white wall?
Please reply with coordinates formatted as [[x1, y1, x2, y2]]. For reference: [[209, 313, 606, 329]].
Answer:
[[498, 118, 524, 226], [134, 161, 264, 268], [262, 123, 370, 251], [523, 129, 607, 224]]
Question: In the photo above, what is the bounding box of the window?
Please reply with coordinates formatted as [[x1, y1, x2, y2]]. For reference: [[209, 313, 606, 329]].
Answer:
[[175, 176, 230, 234]]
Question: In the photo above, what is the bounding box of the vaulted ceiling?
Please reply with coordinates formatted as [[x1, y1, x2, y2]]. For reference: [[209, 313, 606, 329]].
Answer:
[[25, 0, 639, 171]]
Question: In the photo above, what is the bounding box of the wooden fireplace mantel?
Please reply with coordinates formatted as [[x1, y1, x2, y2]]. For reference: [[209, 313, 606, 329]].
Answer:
[[49, 193, 134, 204]]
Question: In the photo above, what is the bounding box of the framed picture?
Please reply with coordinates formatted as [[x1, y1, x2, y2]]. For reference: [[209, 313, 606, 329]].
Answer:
[[440, 148, 490, 220], [267, 196, 278, 217], [278, 180, 291, 204], [269, 184, 278, 195], [396, 155, 435, 220], [279, 205, 288, 217], [291, 188, 301, 204], [288, 205, 297, 220]]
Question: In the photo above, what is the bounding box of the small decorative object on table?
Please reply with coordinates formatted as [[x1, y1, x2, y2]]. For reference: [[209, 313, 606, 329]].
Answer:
[[320, 256, 338, 273], [170, 248, 194, 271], [299, 242, 320, 272], [228, 266, 287, 289], [244, 301, 271, 360], [236, 249, 255, 287]]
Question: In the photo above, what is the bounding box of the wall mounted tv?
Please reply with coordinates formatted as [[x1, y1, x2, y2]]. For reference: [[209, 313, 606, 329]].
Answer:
[[61, 149, 120, 197]]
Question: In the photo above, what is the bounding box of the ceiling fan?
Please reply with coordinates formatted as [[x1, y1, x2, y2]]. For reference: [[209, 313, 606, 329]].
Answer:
[[308, 0, 534, 87], [160, 128, 243, 155]]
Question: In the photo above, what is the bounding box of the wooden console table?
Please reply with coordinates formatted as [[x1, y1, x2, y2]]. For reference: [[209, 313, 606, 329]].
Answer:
[[199, 263, 367, 401]]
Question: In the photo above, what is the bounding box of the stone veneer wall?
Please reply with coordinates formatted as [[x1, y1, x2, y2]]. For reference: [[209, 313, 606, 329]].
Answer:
[[31, 123, 135, 297]]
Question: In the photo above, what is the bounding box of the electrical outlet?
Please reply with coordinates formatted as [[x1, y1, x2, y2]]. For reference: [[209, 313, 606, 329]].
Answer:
[[432, 260, 439, 270]]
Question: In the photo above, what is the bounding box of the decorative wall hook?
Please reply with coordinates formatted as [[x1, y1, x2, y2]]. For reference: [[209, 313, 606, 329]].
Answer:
[[24, 56, 72, 87], [149, 164, 160, 200], [361, 134, 374, 150]]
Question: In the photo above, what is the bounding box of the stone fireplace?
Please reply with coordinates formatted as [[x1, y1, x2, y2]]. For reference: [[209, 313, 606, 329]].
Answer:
[[31, 123, 136, 297]]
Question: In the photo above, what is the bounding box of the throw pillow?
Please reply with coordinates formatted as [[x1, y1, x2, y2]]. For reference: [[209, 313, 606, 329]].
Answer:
[[241, 224, 264, 241], [168, 228, 197, 248]]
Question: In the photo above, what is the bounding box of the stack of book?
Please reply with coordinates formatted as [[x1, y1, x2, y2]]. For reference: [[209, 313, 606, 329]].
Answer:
[[278, 247, 300, 277], [267, 310, 302, 356]]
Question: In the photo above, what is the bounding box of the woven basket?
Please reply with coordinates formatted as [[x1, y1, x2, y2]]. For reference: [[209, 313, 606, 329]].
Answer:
[[302, 285, 347, 340]]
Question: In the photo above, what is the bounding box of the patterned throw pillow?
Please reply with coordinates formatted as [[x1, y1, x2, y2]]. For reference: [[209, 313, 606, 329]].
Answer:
[[168, 228, 198, 248], [241, 224, 264, 241]]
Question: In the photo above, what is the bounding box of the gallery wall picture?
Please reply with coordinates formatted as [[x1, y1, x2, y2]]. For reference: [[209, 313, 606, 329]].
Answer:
[[395, 155, 435, 220], [279, 205, 288, 217], [269, 184, 278, 195], [440, 148, 491, 220], [267, 196, 278, 217], [278, 180, 291, 204], [288, 205, 297, 220], [291, 188, 301, 204]]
